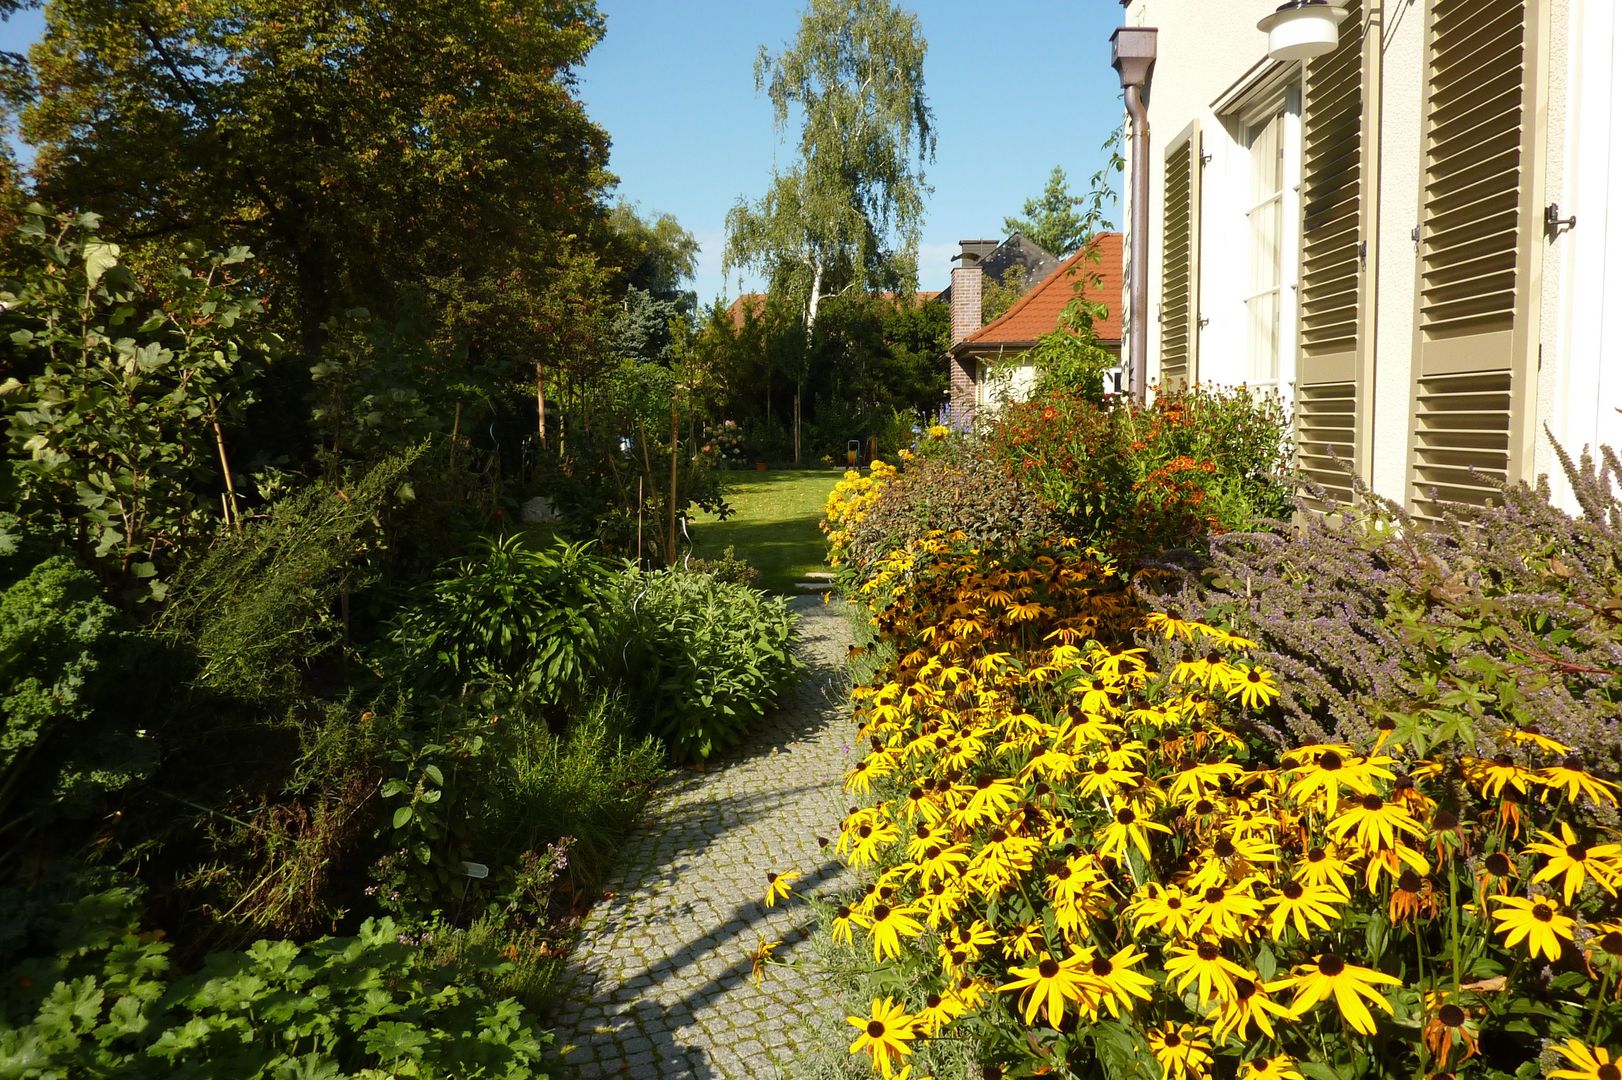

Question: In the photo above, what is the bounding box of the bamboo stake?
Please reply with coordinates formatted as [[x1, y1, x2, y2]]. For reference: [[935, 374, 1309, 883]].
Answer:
[[210, 408, 241, 532]]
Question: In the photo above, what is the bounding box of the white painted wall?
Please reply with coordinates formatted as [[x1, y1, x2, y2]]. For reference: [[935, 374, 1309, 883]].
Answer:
[[1548, 0, 1622, 506], [1123, 0, 1602, 509]]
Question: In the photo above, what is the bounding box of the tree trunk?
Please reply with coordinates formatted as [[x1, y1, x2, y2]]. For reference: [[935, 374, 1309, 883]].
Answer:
[[535, 363, 547, 447], [668, 401, 679, 566]]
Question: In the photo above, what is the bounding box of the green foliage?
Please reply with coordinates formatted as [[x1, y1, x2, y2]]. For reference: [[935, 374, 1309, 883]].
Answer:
[[723, 0, 935, 309], [980, 265, 1030, 325], [602, 568, 802, 762], [386, 535, 610, 710], [839, 438, 1060, 573], [985, 384, 1292, 559], [1002, 133, 1124, 259], [0, 553, 146, 841], [0, 206, 273, 585], [154, 450, 420, 704], [0, 889, 554, 1078], [1153, 440, 1622, 774], [684, 544, 762, 587], [1002, 165, 1091, 257]]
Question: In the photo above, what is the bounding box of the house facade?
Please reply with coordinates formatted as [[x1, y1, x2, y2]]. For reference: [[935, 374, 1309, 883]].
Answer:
[[947, 232, 1125, 421], [1121, 0, 1622, 514]]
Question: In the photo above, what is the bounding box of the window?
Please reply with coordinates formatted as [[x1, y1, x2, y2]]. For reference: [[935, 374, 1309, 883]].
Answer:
[[1238, 86, 1302, 391]]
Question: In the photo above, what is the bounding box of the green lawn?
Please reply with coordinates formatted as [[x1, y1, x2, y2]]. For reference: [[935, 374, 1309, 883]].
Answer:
[[687, 468, 841, 594]]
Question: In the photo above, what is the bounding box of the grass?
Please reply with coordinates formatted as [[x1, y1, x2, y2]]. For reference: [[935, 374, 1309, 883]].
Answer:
[[687, 467, 841, 594]]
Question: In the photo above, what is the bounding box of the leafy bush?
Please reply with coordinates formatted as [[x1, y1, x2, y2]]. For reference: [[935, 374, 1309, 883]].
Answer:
[[985, 384, 1292, 558], [154, 450, 420, 704], [601, 567, 801, 762], [1146, 441, 1622, 775], [684, 544, 761, 587], [386, 535, 610, 711], [0, 553, 146, 840], [0, 206, 273, 586], [0, 888, 554, 1078], [837, 438, 1060, 573]]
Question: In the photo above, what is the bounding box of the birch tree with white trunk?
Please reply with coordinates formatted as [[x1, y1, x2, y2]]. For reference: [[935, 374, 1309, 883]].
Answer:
[[723, 0, 934, 461]]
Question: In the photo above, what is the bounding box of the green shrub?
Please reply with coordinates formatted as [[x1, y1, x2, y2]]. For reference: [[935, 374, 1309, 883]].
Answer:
[[0, 553, 146, 844], [985, 383, 1292, 559], [385, 535, 609, 710], [684, 544, 761, 587], [840, 438, 1060, 573], [602, 568, 801, 762], [0, 888, 554, 1078]]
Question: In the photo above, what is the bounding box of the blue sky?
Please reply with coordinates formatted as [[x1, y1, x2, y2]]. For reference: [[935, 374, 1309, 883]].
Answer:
[[1, 1, 1128, 304]]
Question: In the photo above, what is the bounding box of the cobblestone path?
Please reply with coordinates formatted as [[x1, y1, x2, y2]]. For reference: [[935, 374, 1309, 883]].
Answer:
[[552, 594, 857, 1079]]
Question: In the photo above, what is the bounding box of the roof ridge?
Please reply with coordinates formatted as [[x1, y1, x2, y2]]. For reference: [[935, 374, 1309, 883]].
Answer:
[[962, 235, 1114, 346]]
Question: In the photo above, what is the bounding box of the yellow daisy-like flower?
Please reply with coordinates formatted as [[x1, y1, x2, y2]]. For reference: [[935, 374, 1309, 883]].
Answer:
[[1209, 975, 1293, 1043], [1147, 1021, 1214, 1080], [847, 996, 918, 1078], [1077, 943, 1156, 1018], [1226, 664, 1280, 709], [1263, 879, 1344, 941], [749, 936, 781, 986], [1275, 951, 1400, 1035], [862, 901, 929, 962], [1490, 893, 1576, 962], [1525, 821, 1622, 904], [1238, 1054, 1304, 1080], [1538, 755, 1620, 807], [1548, 1038, 1622, 1080], [1164, 940, 1251, 1004], [997, 950, 1094, 1028], [763, 870, 799, 908]]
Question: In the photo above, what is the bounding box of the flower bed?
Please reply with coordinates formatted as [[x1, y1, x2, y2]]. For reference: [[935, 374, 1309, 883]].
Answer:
[[774, 455, 1622, 1080]]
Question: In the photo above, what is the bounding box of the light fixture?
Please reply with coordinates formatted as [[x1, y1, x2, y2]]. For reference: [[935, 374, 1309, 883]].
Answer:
[[1258, 0, 1349, 62]]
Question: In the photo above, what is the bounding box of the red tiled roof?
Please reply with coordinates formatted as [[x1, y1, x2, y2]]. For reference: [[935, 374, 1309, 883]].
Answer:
[[955, 232, 1123, 351]]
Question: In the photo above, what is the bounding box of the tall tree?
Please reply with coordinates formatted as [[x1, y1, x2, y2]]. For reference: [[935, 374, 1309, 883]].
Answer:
[[1003, 166, 1088, 257], [723, 0, 934, 459], [13, 0, 617, 463]]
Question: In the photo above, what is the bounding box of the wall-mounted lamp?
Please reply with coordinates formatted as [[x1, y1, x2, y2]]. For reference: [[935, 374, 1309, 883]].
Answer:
[[1258, 0, 1350, 62]]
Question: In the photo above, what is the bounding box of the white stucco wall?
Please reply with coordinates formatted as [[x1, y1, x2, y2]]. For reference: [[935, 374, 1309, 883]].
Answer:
[[1122, 0, 1604, 509]]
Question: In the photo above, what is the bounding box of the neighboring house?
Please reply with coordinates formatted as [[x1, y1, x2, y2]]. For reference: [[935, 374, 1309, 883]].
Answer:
[[947, 233, 1125, 420], [935, 232, 1064, 311], [1121, 0, 1622, 515]]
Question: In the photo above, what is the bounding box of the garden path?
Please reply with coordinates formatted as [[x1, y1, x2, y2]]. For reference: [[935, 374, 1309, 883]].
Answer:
[[552, 593, 857, 1078]]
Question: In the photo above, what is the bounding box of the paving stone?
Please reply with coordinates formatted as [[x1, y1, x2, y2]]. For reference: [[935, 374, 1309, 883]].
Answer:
[[552, 595, 857, 1079]]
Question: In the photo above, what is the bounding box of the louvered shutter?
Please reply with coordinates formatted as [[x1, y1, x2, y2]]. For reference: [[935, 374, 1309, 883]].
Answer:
[[1408, 0, 1545, 519], [1159, 124, 1202, 392], [1296, 0, 1377, 508]]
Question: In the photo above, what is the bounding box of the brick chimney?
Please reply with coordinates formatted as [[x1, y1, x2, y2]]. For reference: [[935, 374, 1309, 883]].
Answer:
[[948, 239, 997, 426]]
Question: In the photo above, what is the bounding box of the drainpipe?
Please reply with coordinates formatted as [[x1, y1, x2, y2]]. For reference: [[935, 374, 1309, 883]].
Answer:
[[1112, 26, 1158, 404]]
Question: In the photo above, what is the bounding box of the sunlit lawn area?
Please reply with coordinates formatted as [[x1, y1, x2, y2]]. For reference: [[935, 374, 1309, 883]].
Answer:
[[688, 467, 842, 595]]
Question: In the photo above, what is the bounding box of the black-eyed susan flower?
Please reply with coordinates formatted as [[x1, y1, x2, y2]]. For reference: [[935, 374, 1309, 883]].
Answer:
[[1538, 756, 1620, 807], [1491, 893, 1576, 962], [1326, 792, 1425, 853], [1209, 975, 1293, 1042], [1164, 940, 1250, 1004], [1077, 943, 1156, 1018], [1127, 884, 1196, 939], [763, 870, 799, 908], [1188, 881, 1266, 940], [749, 936, 781, 986], [1238, 1055, 1303, 1080], [1285, 745, 1392, 817], [847, 996, 918, 1078], [1147, 1021, 1213, 1080], [915, 989, 966, 1036], [1227, 664, 1280, 710], [1263, 879, 1343, 940], [997, 950, 1094, 1028], [856, 902, 927, 962], [1276, 951, 1400, 1035], [1548, 1038, 1622, 1080], [1420, 994, 1479, 1070], [1096, 803, 1171, 860], [1526, 821, 1622, 904]]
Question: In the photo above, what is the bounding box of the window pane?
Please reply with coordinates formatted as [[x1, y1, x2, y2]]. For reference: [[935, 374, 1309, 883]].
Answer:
[[1247, 291, 1280, 385]]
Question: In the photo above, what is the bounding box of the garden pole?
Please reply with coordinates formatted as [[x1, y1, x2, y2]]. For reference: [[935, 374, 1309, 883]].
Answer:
[[668, 401, 679, 566]]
